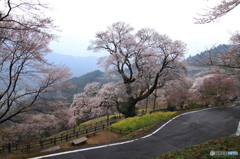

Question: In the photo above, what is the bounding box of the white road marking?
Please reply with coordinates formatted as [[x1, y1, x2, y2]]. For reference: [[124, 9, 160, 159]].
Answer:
[[30, 106, 231, 159]]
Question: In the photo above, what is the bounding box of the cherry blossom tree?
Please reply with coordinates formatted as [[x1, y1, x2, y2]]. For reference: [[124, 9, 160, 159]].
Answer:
[[88, 22, 187, 117], [0, 0, 56, 32], [0, 99, 72, 143], [190, 73, 215, 91], [195, 74, 237, 106], [195, 0, 240, 24], [0, 0, 71, 125], [165, 77, 193, 109], [70, 82, 111, 123], [69, 81, 128, 124]]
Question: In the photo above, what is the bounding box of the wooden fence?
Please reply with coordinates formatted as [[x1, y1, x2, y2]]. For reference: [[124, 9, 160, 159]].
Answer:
[[0, 123, 147, 154], [1, 114, 156, 154], [0, 115, 123, 154], [0, 124, 106, 153], [2, 109, 169, 154]]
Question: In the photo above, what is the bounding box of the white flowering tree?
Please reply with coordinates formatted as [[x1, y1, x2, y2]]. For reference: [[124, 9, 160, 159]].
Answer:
[[69, 82, 120, 122], [0, 0, 72, 125], [164, 77, 194, 109], [195, 74, 237, 106], [195, 0, 240, 24], [88, 22, 187, 117]]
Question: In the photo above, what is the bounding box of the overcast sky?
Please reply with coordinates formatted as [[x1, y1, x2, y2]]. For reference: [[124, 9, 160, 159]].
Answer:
[[47, 0, 240, 58]]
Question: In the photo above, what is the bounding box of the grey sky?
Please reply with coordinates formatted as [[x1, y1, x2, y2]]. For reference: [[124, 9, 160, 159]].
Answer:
[[48, 0, 240, 57]]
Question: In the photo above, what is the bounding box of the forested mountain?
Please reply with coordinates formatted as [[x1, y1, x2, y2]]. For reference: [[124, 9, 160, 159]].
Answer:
[[185, 44, 230, 77], [49, 70, 119, 102], [68, 70, 110, 94], [186, 44, 230, 63]]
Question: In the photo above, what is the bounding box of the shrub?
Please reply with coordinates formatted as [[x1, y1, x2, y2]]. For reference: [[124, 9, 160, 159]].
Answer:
[[167, 103, 177, 111], [185, 102, 203, 109]]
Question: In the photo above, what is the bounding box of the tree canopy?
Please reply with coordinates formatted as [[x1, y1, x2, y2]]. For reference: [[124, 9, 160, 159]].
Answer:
[[195, 0, 240, 24], [88, 22, 187, 117], [0, 0, 71, 125]]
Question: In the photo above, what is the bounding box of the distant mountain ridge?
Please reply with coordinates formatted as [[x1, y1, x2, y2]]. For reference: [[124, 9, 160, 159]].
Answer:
[[44, 53, 100, 77], [186, 44, 230, 63], [185, 44, 231, 77]]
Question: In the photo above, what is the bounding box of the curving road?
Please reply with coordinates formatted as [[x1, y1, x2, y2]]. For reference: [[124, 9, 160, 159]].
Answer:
[[32, 106, 240, 159]]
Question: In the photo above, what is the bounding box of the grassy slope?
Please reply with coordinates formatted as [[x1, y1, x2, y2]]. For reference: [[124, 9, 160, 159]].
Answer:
[[155, 136, 240, 159]]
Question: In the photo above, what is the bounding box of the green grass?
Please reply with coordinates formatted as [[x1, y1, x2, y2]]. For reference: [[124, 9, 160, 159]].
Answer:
[[111, 111, 177, 132], [155, 136, 240, 159]]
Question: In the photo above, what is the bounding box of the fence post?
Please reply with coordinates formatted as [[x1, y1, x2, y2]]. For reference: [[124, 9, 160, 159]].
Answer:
[[73, 126, 75, 134], [103, 124, 105, 130], [65, 134, 68, 141], [27, 143, 30, 152], [15, 143, 18, 150], [40, 140, 43, 149], [95, 126, 97, 132], [8, 143, 11, 153], [76, 132, 79, 138], [54, 138, 56, 145], [85, 129, 88, 134]]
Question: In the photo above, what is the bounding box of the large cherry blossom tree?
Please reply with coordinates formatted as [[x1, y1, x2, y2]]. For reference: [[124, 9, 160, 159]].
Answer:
[[88, 22, 187, 117]]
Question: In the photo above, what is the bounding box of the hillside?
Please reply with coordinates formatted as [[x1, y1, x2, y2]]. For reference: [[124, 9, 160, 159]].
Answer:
[[185, 44, 230, 77], [51, 70, 119, 102], [186, 44, 230, 63]]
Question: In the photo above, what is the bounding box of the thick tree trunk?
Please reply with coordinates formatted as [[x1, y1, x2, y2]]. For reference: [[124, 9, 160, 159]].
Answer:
[[116, 97, 137, 118]]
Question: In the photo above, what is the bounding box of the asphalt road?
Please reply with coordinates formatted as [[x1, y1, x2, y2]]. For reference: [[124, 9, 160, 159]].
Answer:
[[33, 106, 240, 159]]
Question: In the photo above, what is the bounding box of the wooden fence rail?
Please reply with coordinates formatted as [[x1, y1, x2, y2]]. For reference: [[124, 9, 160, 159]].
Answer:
[[0, 115, 123, 154], [0, 124, 106, 153], [1, 124, 151, 153]]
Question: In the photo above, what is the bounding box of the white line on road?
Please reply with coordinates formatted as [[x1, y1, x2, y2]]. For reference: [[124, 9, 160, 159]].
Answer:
[[29, 107, 224, 159]]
